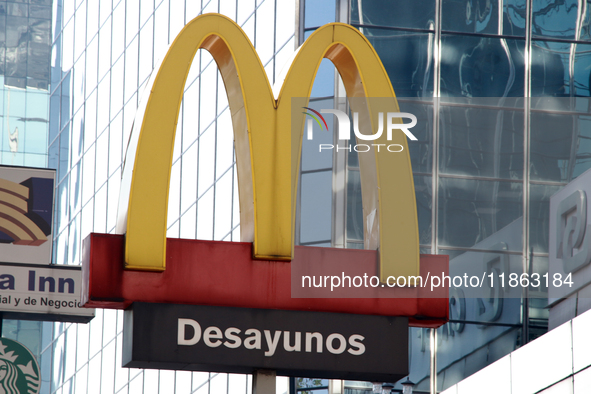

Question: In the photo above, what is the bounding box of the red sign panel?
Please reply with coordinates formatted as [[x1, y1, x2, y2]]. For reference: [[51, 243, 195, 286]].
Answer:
[[82, 234, 448, 328]]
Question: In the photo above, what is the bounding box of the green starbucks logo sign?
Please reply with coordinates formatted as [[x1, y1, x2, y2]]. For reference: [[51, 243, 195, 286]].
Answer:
[[0, 338, 40, 394]]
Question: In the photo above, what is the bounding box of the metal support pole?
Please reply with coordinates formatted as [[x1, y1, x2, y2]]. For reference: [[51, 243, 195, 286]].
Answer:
[[253, 370, 276, 394], [329, 379, 344, 394], [430, 328, 437, 394]]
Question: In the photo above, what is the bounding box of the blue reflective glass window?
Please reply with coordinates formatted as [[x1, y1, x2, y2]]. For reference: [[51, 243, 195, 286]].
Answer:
[[310, 59, 334, 97], [430, 321, 520, 390], [438, 177, 523, 250], [25, 122, 48, 155], [7, 88, 26, 118], [59, 125, 70, 181], [304, 0, 335, 28], [415, 174, 432, 246], [26, 90, 49, 123], [51, 35, 62, 86], [399, 98, 433, 173], [300, 171, 332, 244], [57, 177, 69, 233], [531, 40, 591, 97], [48, 139, 58, 171], [49, 90, 61, 143], [530, 108, 591, 182], [0, 14, 5, 76], [440, 35, 525, 97], [6, 16, 29, 79], [529, 183, 562, 253], [532, 0, 591, 40], [301, 98, 334, 172], [442, 0, 526, 36], [363, 28, 435, 97], [352, 0, 435, 30], [439, 100, 524, 179], [70, 159, 81, 215], [346, 169, 363, 242], [60, 73, 72, 129]]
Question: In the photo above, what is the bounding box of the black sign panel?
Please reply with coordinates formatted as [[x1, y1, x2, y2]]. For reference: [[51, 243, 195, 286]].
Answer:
[[123, 302, 409, 381]]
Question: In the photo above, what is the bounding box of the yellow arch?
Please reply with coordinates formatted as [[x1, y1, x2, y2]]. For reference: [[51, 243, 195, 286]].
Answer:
[[117, 14, 419, 281]]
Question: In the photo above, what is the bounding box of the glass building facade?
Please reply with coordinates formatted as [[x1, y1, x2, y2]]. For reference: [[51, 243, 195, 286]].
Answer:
[[301, 0, 591, 392], [43, 0, 296, 393], [3, 0, 591, 393], [0, 0, 52, 167]]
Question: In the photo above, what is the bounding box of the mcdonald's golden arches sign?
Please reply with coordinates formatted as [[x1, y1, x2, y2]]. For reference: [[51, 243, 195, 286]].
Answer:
[[82, 14, 449, 327]]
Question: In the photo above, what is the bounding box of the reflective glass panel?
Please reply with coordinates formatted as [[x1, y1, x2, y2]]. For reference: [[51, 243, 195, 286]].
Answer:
[[124, 37, 139, 103], [415, 175, 433, 246], [139, 17, 154, 85], [440, 35, 525, 97], [438, 177, 523, 250], [98, 16, 112, 81], [352, 0, 435, 30], [442, 0, 526, 36], [439, 100, 524, 179], [437, 332, 521, 394], [531, 40, 591, 97], [196, 188, 214, 240], [346, 169, 362, 243], [74, 1, 86, 62], [214, 171, 233, 240], [215, 109, 234, 177], [529, 183, 562, 253], [300, 170, 332, 244], [530, 109, 591, 182], [180, 141, 197, 213], [532, 0, 591, 40], [399, 98, 433, 173], [310, 59, 334, 98], [304, 0, 335, 28], [363, 28, 435, 97], [301, 98, 333, 172]]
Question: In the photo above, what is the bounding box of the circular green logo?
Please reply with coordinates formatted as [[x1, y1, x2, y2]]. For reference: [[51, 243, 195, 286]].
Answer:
[[0, 338, 40, 394]]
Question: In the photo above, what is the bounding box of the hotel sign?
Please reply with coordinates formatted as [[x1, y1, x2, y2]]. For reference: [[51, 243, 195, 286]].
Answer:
[[0, 165, 93, 323], [0, 264, 93, 322]]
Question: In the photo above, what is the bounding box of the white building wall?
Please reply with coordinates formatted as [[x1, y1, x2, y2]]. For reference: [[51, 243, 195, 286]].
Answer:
[[441, 308, 591, 394]]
